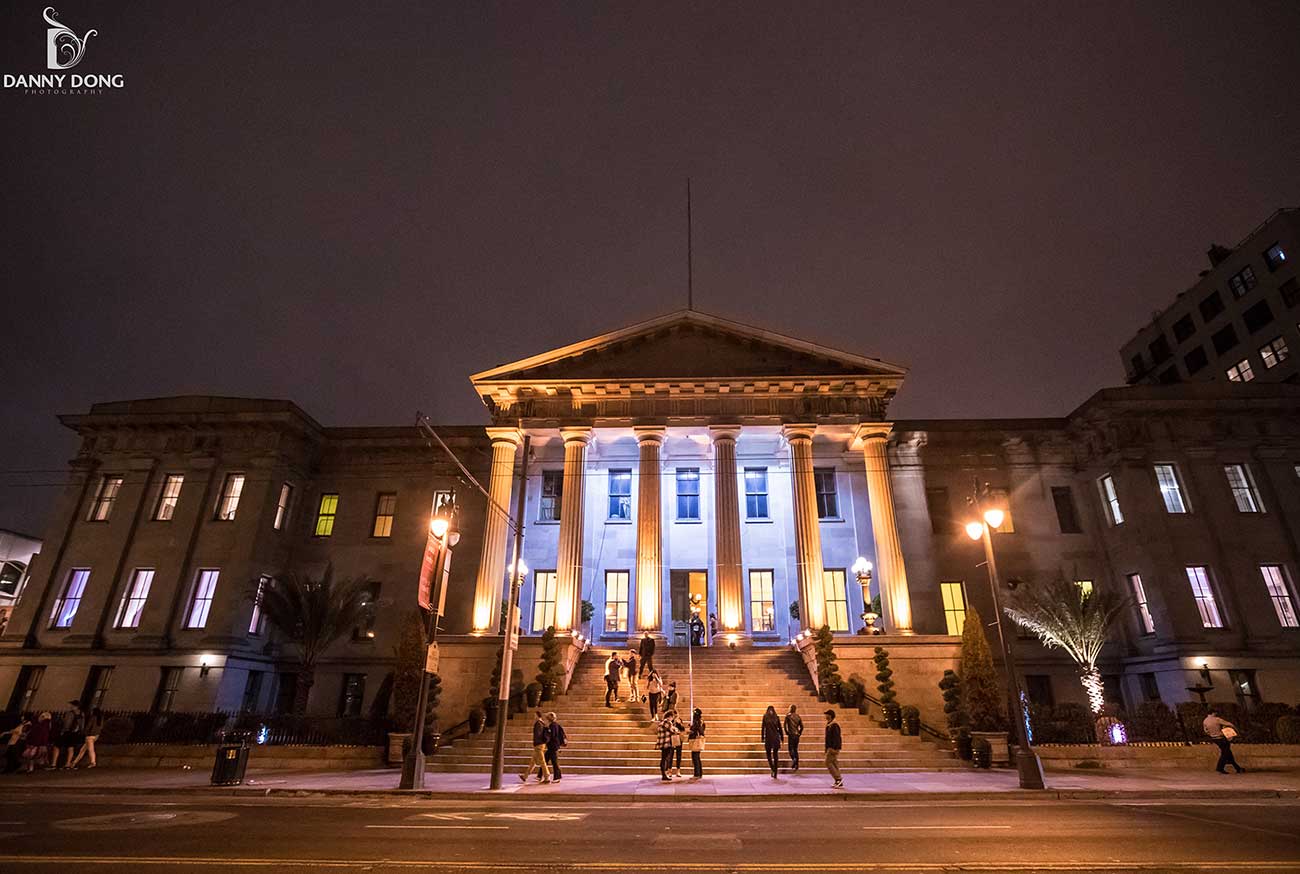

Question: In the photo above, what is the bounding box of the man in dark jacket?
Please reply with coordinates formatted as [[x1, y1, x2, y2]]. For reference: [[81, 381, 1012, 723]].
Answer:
[[639, 632, 656, 677], [519, 710, 552, 783], [544, 712, 567, 782], [784, 705, 804, 771], [824, 709, 843, 789]]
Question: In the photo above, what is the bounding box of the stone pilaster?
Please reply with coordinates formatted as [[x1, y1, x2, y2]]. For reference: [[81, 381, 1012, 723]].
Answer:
[[553, 427, 592, 631], [634, 427, 666, 634], [710, 425, 746, 635], [783, 424, 827, 631], [471, 428, 522, 632], [854, 423, 914, 634]]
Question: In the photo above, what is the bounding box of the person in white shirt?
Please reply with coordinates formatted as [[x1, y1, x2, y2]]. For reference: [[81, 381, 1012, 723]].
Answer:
[[1203, 707, 1245, 774]]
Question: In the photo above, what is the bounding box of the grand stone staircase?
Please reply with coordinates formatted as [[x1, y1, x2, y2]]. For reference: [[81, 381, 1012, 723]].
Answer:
[[430, 645, 957, 775]]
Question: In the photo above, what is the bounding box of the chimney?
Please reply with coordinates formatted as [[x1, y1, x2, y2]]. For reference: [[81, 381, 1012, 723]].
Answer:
[[1207, 244, 1233, 267]]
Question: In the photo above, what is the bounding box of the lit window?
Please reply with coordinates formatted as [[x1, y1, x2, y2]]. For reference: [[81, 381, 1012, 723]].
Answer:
[[1226, 359, 1254, 382], [315, 493, 339, 536], [154, 475, 184, 521], [273, 483, 293, 531], [50, 568, 90, 629], [1075, 579, 1094, 599], [1260, 336, 1289, 369], [814, 468, 839, 519], [88, 476, 123, 522], [1099, 474, 1123, 525], [248, 574, 269, 635], [607, 470, 632, 520], [532, 571, 557, 631], [940, 581, 966, 635], [432, 489, 454, 514], [1224, 463, 1263, 513], [1260, 565, 1298, 628], [215, 474, 245, 521], [1263, 243, 1287, 271], [115, 569, 154, 629], [1229, 265, 1258, 298], [676, 468, 700, 520], [749, 570, 775, 632], [822, 569, 849, 632], [1185, 566, 1224, 628], [744, 468, 769, 519], [603, 570, 629, 633], [1128, 573, 1155, 634], [1154, 464, 1189, 514], [539, 471, 563, 522], [186, 569, 220, 629], [372, 492, 396, 538]]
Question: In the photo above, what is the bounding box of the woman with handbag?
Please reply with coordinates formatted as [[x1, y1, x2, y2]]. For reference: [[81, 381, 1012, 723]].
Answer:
[[687, 708, 707, 780]]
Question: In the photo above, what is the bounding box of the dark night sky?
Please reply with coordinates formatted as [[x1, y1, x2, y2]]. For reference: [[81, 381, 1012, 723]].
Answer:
[[2, 2, 1298, 536]]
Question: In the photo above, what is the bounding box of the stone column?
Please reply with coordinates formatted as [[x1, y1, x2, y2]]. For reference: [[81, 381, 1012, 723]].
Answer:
[[553, 427, 592, 632], [854, 423, 914, 635], [783, 424, 827, 631], [471, 428, 522, 633], [710, 425, 746, 636], [634, 427, 666, 635]]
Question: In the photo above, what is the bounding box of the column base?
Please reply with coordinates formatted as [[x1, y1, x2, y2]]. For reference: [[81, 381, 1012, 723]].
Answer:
[[712, 630, 752, 648]]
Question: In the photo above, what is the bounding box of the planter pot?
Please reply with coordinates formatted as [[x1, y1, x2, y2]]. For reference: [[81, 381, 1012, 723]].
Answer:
[[971, 731, 1011, 767], [972, 743, 992, 769], [857, 701, 870, 716], [541, 682, 557, 702], [387, 732, 411, 766], [525, 686, 543, 707], [421, 730, 441, 756], [881, 703, 902, 730], [483, 699, 499, 729], [955, 732, 973, 761], [902, 715, 920, 736], [468, 710, 485, 734]]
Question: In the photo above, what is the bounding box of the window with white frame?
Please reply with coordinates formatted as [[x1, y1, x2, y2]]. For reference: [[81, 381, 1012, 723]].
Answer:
[[749, 570, 775, 632], [823, 569, 849, 632], [814, 468, 839, 519], [940, 581, 967, 635], [607, 470, 632, 520], [372, 492, 396, 538], [1185, 566, 1224, 628], [676, 468, 700, 520], [744, 468, 769, 519], [603, 570, 629, 633], [532, 571, 557, 631], [186, 569, 220, 629], [248, 574, 269, 635], [115, 568, 154, 629], [1226, 359, 1255, 382], [50, 568, 90, 629], [1259, 336, 1289, 369], [539, 471, 563, 522], [1224, 463, 1263, 513], [88, 476, 123, 522], [1259, 565, 1299, 628], [154, 474, 184, 521], [1099, 474, 1124, 525], [1128, 573, 1155, 634], [1154, 464, 1189, 514], [273, 483, 293, 531], [215, 473, 245, 521]]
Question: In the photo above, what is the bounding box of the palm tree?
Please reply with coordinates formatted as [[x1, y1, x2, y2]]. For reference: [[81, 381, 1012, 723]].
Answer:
[[254, 565, 374, 714], [1003, 576, 1127, 715]]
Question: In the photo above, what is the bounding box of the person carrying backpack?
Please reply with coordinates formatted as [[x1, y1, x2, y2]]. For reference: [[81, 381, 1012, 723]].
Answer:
[[544, 712, 567, 783]]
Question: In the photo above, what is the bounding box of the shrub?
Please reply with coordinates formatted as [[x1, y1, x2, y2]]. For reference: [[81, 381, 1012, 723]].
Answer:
[[813, 626, 842, 700], [1245, 703, 1293, 742], [1275, 714, 1300, 744], [536, 626, 565, 699], [1027, 703, 1092, 744], [873, 647, 896, 706], [789, 601, 800, 621], [939, 669, 965, 732], [1129, 702, 1182, 743], [580, 600, 595, 624], [99, 715, 134, 745], [393, 610, 437, 730], [959, 606, 1005, 732]]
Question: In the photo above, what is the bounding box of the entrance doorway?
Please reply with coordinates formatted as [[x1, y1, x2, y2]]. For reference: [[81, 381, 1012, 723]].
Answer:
[[669, 570, 708, 645]]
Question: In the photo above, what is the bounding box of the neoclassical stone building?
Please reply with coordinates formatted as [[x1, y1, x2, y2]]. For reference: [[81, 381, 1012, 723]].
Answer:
[[3, 310, 1300, 720]]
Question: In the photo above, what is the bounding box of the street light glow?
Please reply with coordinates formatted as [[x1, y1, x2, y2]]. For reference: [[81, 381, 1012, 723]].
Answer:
[[965, 521, 984, 541], [983, 508, 1005, 530], [852, 556, 873, 575], [430, 516, 449, 539]]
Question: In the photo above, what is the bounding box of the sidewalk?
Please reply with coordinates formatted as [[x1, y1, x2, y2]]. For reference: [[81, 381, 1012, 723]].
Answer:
[[3, 764, 1299, 801]]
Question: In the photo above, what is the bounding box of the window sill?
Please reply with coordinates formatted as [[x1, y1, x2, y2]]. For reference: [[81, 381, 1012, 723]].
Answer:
[[534, 520, 560, 526], [604, 519, 633, 525], [818, 517, 844, 523], [745, 518, 774, 524], [675, 519, 703, 525]]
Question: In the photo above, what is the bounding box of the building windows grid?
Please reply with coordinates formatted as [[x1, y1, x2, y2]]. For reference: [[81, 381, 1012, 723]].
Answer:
[[539, 471, 563, 522], [814, 468, 839, 519], [215, 473, 245, 521], [1224, 463, 1263, 513], [532, 570, 558, 632], [749, 570, 775, 632], [744, 468, 769, 519], [50, 568, 90, 629], [1260, 336, 1289, 370], [115, 568, 154, 629], [1154, 463, 1189, 514], [1128, 573, 1155, 635], [676, 468, 700, 520], [88, 475, 123, 522], [1185, 566, 1224, 629], [940, 581, 967, 636], [372, 492, 397, 538], [315, 493, 339, 536], [1226, 359, 1254, 382], [273, 483, 293, 531], [1260, 565, 1298, 629], [603, 570, 629, 634], [607, 470, 632, 520], [186, 569, 220, 629], [154, 474, 184, 521], [823, 569, 849, 632]]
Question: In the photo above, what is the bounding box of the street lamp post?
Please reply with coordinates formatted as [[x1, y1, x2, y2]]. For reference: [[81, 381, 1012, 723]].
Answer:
[[489, 434, 530, 791], [852, 556, 879, 635], [965, 497, 1046, 791]]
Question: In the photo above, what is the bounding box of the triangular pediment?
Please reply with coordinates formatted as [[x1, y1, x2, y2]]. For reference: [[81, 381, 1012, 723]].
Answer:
[[472, 310, 906, 385]]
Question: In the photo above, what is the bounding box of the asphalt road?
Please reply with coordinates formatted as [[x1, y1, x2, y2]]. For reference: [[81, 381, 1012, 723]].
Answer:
[[0, 791, 1297, 872]]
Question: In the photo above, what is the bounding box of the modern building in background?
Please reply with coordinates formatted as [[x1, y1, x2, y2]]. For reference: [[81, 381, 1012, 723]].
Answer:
[[1122, 208, 1299, 386], [0, 528, 41, 636], [3, 311, 1299, 720]]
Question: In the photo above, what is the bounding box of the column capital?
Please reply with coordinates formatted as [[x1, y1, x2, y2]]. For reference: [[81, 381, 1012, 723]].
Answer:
[[633, 425, 667, 445], [850, 421, 894, 449], [781, 423, 818, 443], [484, 426, 523, 448], [708, 424, 742, 443], [560, 426, 593, 447]]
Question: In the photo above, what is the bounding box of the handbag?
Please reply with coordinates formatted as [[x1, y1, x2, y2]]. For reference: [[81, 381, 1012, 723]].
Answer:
[[1222, 726, 1238, 740]]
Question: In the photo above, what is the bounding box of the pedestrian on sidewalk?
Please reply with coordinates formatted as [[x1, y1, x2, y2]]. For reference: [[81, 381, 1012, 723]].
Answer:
[[664, 681, 679, 717], [23, 712, 52, 773], [544, 712, 566, 783], [604, 652, 622, 707], [688, 708, 707, 780], [59, 701, 86, 770], [2, 715, 30, 774], [784, 705, 804, 772], [647, 671, 664, 719], [624, 650, 640, 703], [71, 707, 103, 769], [639, 632, 656, 677], [761, 705, 784, 779], [1203, 707, 1245, 774], [657, 709, 680, 781], [824, 709, 843, 789], [519, 709, 552, 784]]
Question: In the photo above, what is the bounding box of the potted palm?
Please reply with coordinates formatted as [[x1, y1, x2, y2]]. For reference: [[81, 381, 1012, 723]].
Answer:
[[960, 606, 1009, 766]]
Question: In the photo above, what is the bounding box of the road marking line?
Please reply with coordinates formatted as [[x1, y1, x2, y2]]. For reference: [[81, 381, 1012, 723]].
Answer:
[[861, 825, 1011, 830], [365, 824, 510, 830]]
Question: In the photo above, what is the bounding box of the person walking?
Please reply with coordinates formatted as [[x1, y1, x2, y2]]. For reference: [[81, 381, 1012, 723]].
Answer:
[[60, 701, 86, 770], [23, 712, 52, 774], [639, 631, 656, 677], [72, 708, 104, 769], [1204, 707, 1245, 774], [708, 613, 719, 641], [647, 671, 664, 719], [689, 614, 704, 646], [519, 709, 552, 784], [544, 712, 567, 783], [604, 652, 622, 707], [761, 705, 784, 779], [624, 650, 640, 703], [824, 709, 844, 789], [688, 708, 707, 780], [656, 709, 680, 781], [784, 705, 804, 772]]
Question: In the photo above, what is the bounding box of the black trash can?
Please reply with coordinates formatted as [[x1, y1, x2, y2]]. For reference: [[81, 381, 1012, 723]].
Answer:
[[211, 738, 250, 786]]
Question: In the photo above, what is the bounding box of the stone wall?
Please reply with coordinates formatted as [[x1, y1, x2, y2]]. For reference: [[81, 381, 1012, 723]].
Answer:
[[1036, 743, 1300, 770]]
